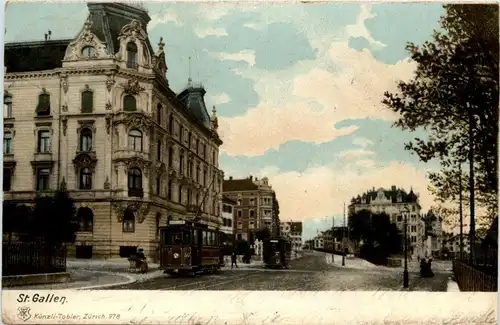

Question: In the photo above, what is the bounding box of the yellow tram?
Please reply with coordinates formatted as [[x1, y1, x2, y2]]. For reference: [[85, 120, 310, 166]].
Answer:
[[159, 220, 224, 276]]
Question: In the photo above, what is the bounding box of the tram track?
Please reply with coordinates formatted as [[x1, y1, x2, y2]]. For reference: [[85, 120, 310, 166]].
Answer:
[[163, 270, 262, 290]]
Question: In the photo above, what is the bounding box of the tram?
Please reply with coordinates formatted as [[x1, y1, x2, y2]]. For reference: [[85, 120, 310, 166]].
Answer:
[[159, 220, 224, 276], [262, 237, 291, 268]]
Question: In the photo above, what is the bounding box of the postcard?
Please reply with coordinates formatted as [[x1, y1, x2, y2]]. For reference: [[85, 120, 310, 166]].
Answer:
[[2, 1, 498, 324]]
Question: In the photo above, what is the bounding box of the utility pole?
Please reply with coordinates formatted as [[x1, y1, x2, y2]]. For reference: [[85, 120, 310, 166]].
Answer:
[[331, 217, 334, 264], [459, 163, 463, 260], [468, 105, 475, 266], [342, 203, 346, 266]]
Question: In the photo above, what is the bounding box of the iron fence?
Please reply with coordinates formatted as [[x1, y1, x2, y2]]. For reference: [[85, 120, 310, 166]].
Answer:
[[2, 242, 67, 276], [453, 259, 498, 292]]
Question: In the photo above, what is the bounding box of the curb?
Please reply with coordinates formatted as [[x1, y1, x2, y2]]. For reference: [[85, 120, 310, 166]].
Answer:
[[75, 270, 137, 290]]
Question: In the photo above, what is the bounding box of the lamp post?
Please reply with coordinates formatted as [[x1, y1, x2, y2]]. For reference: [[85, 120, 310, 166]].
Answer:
[[402, 206, 410, 289], [342, 203, 346, 266]]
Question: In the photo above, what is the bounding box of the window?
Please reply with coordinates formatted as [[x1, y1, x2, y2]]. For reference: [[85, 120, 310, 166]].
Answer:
[[188, 132, 192, 149], [36, 168, 50, 191], [3, 169, 12, 191], [203, 144, 206, 159], [167, 181, 172, 200], [128, 129, 142, 151], [187, 160, 192, 178], [178, 185, 182, 204], [397, 215, 402, 222], [237, 210, 242, 218], [81, 91, 93, 113], [250, 210, 254, 217], [81, 46, 96, 58], [4, 95, 12, 118], [79, 167, 92, 190], [127, 168, 143, 197], [37, 130, 51, 153], [179, 152, 184, 174], [168, 147, 173, 167], [122, 210, 135, 232], [156, 177, 161, 195], [179, 125, 184, 142], [187, 189, 191, 205], [123, 95, 137, 112], [196, 164, 200, 183], [412, 205, 416, 212], [77, 207, 94, 232], [80, 128, 92, 152], [169, 115, 173, 134], [155, 213, 161, 239], [212, 150, 216, 165], [126, 42, 138, 69], [250, 198, 254, 205], [4, 131, 12, 154], [203, 169, 207, 186], [196, 139, 199, 154], [157, 140, 162, 160], [237, 199, 241, 206], [157, 104, 162, 125], [36, 93, 50, 116]]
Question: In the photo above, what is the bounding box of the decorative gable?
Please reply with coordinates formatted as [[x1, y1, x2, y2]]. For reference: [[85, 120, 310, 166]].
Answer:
[[64, 19, 110, 61], [116, 20, 152, 68]]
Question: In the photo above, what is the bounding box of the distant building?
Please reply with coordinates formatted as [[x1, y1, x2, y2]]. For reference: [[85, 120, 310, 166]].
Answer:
[[349, 186, 441, 258], [220, 196, 236, 237], [314, 235, 324, 249], [280, 221, 303, 254], [223, 175, 280, 242]]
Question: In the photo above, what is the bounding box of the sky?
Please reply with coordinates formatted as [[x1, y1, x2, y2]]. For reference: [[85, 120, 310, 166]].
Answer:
[[5, 2, 446, 241]]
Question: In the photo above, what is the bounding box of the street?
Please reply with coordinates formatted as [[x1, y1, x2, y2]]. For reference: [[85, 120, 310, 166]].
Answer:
[[105, 251, 451, 291]]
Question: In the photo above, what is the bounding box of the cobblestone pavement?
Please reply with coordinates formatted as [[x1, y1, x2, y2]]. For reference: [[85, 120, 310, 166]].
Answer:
[[105, 252, 451, 291]]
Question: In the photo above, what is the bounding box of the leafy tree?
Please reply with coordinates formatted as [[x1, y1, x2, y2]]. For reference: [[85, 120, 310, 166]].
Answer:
[[30, 190, 79, 245], [3, 201, 32, 244], [383, 5, 498, 220], [255, 227, 271, 241]]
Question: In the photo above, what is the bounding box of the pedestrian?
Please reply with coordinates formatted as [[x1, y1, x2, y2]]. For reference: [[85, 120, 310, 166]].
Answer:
[[136, 248, 149, 274], [231, 251, 238, 269]]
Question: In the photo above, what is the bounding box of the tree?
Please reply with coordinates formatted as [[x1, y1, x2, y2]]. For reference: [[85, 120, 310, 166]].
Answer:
[[3, 201, 32, 244], [30, 190, 79, 245], [255, 227, 271, 241], [383, 5, 498, 220]]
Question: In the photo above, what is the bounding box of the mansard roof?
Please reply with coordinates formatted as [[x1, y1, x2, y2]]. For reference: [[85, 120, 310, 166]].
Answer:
[[5, 39, 71, 73], [350, 186, 419, 205], [177, 85, 211, 129], [223, 178, 259, 192]]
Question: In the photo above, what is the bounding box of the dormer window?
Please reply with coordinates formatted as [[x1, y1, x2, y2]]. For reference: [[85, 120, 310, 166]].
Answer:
[[126, 42, 138, 69], [81, 46, 96, 58]]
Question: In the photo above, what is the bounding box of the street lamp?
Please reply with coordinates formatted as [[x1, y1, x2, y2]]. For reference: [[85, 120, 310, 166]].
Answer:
[[402, 206, 410, 289]]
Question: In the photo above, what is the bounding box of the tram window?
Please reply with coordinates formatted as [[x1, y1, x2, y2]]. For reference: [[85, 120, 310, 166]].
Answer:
[[202, 231, 207, 245], [193, 229, 199, 245], [183, 230, 191, 245], [167, 231, 183, 245]]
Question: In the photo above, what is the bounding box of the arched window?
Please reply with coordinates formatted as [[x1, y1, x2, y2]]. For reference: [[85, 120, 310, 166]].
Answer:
[[167, 181, 172, 200], [81, 91, 93, 113], [80, 128, 92, 152], [126, 42, 138, 69], [122, 209, 135, 232], [79, 167, 92, 190], [128, 167, 143, 197], [36, 93, 50, 116], [123, 95, 137, 112], [128, 129, 142, 151], [81, 46, 96, 58], [77, 207, 94, 232], [157, 104, 162, 125], [168, 147, 173, 167], [4, 95, 12, 118]]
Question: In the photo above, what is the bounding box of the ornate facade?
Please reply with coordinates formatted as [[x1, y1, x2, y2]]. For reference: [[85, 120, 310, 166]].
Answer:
[[3, 3, 224, 259]]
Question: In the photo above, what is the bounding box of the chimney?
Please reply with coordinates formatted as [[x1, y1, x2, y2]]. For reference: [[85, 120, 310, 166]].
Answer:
[[44, 33, 48, 41], [249, 175, 253, 181], [391, 185, 396, 191], [229, 176, 233, 180], [48, 30, 52, 40]]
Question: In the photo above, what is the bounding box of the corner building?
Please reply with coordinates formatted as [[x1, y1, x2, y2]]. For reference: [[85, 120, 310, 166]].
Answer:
[[3, 3, 224, 259]]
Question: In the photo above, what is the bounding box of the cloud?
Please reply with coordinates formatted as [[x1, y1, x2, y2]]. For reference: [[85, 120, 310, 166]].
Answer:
[[352, 137, 374, 148], [219, 41, 416, 156], [257, 161, 434, 221], [209, 49, 256, 67], [149, 10, 182, 29], [356, 159, 376, 168], [194, 26, 228, 38], [344, 5, 387, 50], [339, 149, 376, 160], [208, 93, 231, 106], [197, 4, 259, 21]]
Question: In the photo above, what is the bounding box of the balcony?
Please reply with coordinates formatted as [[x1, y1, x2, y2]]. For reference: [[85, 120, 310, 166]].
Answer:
[[33, 152, 53, 162], [128, 188, 144, 198]]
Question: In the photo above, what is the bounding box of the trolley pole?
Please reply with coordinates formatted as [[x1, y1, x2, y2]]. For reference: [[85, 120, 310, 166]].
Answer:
[[342, 203, 346, 266]]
